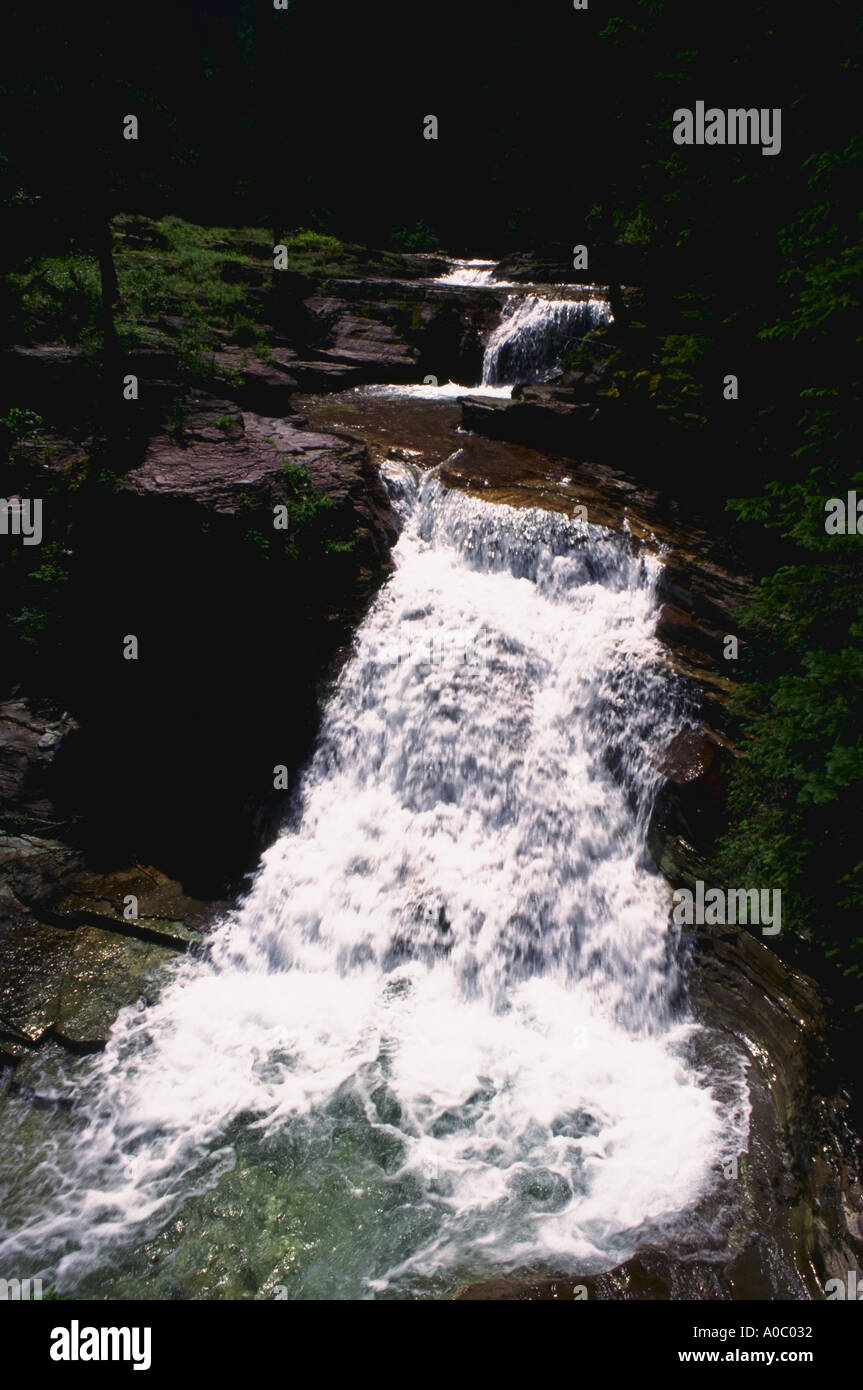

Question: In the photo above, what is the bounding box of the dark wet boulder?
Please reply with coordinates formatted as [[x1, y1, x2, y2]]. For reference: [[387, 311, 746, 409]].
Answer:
[[0, 346, 98, 426], [686, 922, 863, 1292], [31, 404, 399, 895], [219, 259, 267, 288], [120, 403, 396, 547], [211, 349, 297, 415], [0, 918, 74, 1053], [54, 925, 175, 1052], [456, 1246, 733, 1300], [461, 393, 598, 454], [0, 915, 179, 1058], [302, 294, 420, 382], [491, 243, 646, 287], [0, 700, 82, 922], [647, 727, 731, 886], [0, 699, 77, 833], [656, 602, 726, 662]]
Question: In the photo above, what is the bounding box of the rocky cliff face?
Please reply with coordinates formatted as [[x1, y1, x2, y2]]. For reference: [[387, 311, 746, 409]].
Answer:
[[645, 525, 863, 1301], [491, 243, 647, 290]]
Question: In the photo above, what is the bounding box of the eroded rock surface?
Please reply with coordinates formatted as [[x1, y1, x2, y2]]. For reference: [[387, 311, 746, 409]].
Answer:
[[55, 925, 174, 1052]]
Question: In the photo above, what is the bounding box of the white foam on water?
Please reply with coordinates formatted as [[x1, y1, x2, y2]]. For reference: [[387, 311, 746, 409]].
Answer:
[[434, 259, 498, 286], [482, 295, 612, 384], [357, 381, 512, 401], [0, 470, 748, 1295], [352, 283, 611, 398]]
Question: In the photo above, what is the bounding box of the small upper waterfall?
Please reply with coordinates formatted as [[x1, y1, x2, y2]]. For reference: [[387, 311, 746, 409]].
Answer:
[[435, 258, 497, 287], [369, 266, 612, 398], [482, 294, 612, 385]]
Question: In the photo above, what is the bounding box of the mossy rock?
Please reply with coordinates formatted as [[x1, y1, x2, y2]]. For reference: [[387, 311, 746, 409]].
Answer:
[[55, 925, 175, 1050], [0, 919, 74, 1049]]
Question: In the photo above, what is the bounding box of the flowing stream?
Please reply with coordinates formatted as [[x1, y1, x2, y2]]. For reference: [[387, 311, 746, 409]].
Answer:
[[482, 295, 611, 384], [411, 269, 611, 395], [0, 274, 749, 1299], [0, 468, 748, 1299]]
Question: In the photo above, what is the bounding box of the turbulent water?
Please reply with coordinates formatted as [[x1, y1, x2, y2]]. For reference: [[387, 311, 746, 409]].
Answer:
[[482, 295, 612, 385], [366, 278, 612, 401], [0, 466, 748, 1299], [434, 258, 497, 287]]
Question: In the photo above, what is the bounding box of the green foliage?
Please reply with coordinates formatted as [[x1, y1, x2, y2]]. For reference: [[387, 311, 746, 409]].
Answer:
[[28, 539, 70, 587], [389, 219, 440, 253], [288, 228, 342, 254], [652, 334, 710, 427], [323, 536, 358, 556], [8, 604, 50, 640], [230, 313, 257, 346], [584, 9, 863, 1002], [285, 226, 407, 279], [221, 459, 359, 568], [3, 531, 71, 653], [5, 254, 101, 344], [0, 407, 44, 464], [560, 321, 708, 425], [614, 203, 655, 246], [761, 138, 863, 348], [2, 214, 424, 383], [117, 216, 257, 352], [717, 139, 863, 997], [243, 526, 270, 558], [168, 396, 190, 441], [278, 460, 332, 554]]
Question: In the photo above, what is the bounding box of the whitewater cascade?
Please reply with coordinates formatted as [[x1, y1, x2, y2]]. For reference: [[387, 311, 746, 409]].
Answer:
[[0, 467, 746, 1299], [435, 258, 497, 287], [370, 269, 611, 398], [482, 294, 612, 385]]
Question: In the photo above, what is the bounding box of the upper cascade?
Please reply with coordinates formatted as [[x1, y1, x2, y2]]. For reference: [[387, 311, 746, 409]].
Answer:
[[482, 294, 612, 385], [435, 258, 497, 286]]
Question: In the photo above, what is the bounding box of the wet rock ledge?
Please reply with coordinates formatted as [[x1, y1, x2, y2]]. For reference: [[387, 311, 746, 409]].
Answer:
[[0, 697, 220, 1064]]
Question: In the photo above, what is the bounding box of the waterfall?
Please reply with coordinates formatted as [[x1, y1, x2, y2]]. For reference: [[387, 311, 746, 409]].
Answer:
[[0, 468, 746, 1300], [482, 295, 612, 385], [366, 274, 610, 398], [435, 258, 497, 287]]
